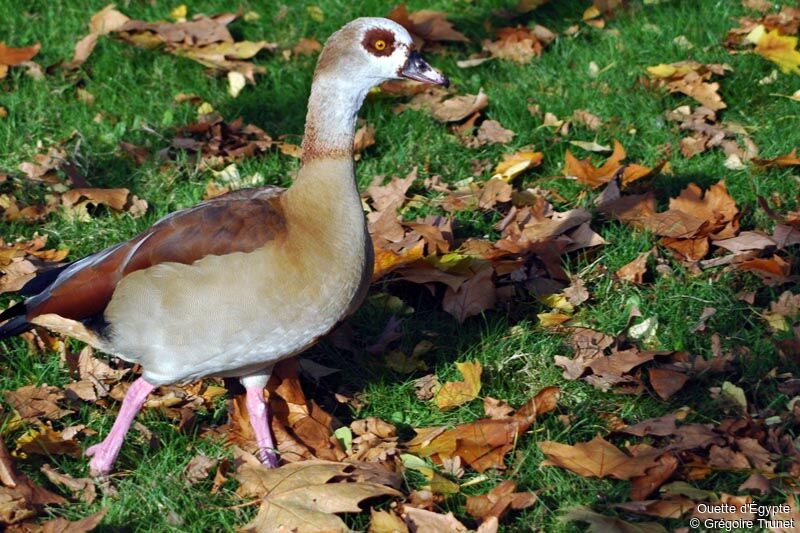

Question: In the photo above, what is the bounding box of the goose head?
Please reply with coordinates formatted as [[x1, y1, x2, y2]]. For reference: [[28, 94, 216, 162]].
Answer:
[[315, 17, 449, 90]]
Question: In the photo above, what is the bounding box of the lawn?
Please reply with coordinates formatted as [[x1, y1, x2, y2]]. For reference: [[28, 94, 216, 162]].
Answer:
[[1, 0, 799, 531]]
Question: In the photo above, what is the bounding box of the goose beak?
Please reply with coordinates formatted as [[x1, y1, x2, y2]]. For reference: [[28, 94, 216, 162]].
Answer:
[[400, 50, 450, 88]]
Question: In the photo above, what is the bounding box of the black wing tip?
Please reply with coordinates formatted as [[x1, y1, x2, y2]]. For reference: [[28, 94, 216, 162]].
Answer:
[[0, 314, 32, 339]]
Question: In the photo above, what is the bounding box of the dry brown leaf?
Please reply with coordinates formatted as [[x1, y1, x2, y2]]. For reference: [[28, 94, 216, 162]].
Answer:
[[61, 188, 147, 218], [292, 37, 322, 56], [483, 26, 551, 64], [573, 109, 602, 131], [474, 120, 515, 146], [431, 90, 489, 123], [40, 464, 95, 504], [388, 5, 468, 48], [465, 480, 537, 522], [14, 424, 82, 458], [441, 263, 496, 322], [483, 397, 515, 419], [0, 43, 40, 80], [183, 454, 218, 485], [408, 386, 559, 473], [539, 435, 661, 480], [434, 361, 482, 410], [738, 255, 791, 285], [648, 368, 689, 400], [40, 508, 108, 533], [401, 506, 468, 532], [370, 508, 409, 533], [0, 437, 66, 524], [235, 460, 401, 533], [615, 252, 650, 284], [4, 385, 72, 422], [753, 148, 800, 168], [646, 61, 729, 110], [564, 140, 657, 188]]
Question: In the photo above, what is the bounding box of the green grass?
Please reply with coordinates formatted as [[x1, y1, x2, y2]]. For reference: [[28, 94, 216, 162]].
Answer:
[[1, 0, 799, 531]]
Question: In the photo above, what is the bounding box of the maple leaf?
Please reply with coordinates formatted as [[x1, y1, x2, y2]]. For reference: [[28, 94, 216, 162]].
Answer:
[[441, 263, 496, 322], [465, 480, 537, 523], [407, 386, 559, 472], [564, 141, 657, 188], [615, 251, 651, 284], [492, 150, 543, 181], [235, 460, 400, 532], [434, 361, 482, 410], [40, 464, 95, 504], [388, 5, 468, 48], [0, 42, 40, 79], [539, 435, 661, 480], [0, 436, 66, 524], [483, 26, 553, 64], [646, 61, 730, 110], [753, 148, 800, 167], [753, 27, 800, 75]]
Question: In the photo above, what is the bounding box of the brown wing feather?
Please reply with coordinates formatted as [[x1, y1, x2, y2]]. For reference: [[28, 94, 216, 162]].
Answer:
[[26, 187, 286, 321]]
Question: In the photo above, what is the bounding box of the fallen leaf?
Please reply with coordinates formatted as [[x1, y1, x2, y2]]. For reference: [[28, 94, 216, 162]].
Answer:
[[539, 435, 661, 480], [408, 386, 559, 472], [413, 374, 440, 401], [183, 454, 218, 485], [40, 464, 95, 504], [0, 43, 40, 79], [474, 120, 515, 146], [434, 361, 482, 410], [615, 252, 650, 284], [564, 141, 657, 188], [465, 480, 537, 522], [235, 460, 401, 532], [388, 5, 468, 48], [753, 27, 800, 75], [370, 508, 409, 533], [431, 90, 489, 123], [483, 26, 553, 64], [4, 385, 72, 421], [561, 505, 668, 532], [648, 368, 689, 400], [483, 397, 515, 419], [401, 505, 468, 532], [441, 263, 496, 322], [15, 424, 82, 458]]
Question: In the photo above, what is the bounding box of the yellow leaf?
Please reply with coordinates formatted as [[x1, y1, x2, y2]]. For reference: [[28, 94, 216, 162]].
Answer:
[[434, 361, 482, 410], [646, 63, 690, 79], [537, 312, 571, 327], [307, 5, 325, 23], [582, 5, 601, 20], [754, 28, 800, 75], [197, 102, 214, 117], [170, 4, 187, 22], [227, 71, 246, 98], [762, 312, 789, 331], [492, 150, 543, 181], [539, 293, 574, 313]]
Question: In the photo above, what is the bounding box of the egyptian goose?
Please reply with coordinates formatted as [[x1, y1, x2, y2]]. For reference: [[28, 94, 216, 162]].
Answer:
[[0, 17, 448, 476]]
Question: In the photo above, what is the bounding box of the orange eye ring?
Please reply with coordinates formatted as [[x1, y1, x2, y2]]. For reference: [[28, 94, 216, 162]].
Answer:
[[374, 39, 387, 51]]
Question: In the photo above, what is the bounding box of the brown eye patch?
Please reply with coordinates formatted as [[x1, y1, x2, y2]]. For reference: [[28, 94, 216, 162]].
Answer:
[[362, 28, 396, 57]]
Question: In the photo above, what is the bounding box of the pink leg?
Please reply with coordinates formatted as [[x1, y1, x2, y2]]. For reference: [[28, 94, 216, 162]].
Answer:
[[245, 386, 279, 468], [85, 377, 155, 476]]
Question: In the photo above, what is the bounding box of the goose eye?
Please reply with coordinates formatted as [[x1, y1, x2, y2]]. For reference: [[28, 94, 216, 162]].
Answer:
[[374, 39, 386, 51]]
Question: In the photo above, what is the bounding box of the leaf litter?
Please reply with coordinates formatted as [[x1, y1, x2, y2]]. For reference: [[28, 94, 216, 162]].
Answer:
[[1, 1, 800, 531]]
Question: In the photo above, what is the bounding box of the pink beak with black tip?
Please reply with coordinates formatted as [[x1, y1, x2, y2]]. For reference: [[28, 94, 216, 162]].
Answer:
[[400, 50, 450, 87]]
